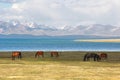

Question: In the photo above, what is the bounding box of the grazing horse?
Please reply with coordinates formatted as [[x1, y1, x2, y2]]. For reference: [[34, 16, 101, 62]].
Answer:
[[83, 52, 100, 61], [100, 53, 107, 61], [51, 51, 59, 57], [35, 51, 44, 58], [12, 51, 22, 60]]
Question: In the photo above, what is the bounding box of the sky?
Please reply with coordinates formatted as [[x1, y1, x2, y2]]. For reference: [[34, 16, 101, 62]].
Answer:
[[0, 0, 120, 36]]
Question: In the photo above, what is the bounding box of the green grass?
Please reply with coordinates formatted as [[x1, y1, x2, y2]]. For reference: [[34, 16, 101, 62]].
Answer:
[[0, 52, 120, 80]]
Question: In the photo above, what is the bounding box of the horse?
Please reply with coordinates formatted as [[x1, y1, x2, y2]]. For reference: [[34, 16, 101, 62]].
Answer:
[[12, 51, 22, 60], [83, 52, 101, 61], [51, 51, 59, 57], [100, 53, 107, 61], [35, 51, 44, 58]]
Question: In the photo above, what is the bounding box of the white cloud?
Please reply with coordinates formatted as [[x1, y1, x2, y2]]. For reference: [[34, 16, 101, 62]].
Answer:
[[66, 0, 111, 15], [0, 0, 23, 3]]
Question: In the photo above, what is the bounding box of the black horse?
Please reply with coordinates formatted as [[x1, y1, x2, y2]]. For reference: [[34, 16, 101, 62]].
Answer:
[[83, 52, 100, 61]]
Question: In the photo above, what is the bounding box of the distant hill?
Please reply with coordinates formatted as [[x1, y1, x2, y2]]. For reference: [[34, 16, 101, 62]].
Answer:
[[0, 20, 120, 36], [0, 34, 120, 39]]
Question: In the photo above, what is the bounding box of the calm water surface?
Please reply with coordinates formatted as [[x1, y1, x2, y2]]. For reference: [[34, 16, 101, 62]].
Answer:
[[0, 38, 120, 51]]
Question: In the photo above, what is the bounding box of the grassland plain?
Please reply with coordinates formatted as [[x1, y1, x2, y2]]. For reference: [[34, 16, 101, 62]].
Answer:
[[0, 51, 120, 80]]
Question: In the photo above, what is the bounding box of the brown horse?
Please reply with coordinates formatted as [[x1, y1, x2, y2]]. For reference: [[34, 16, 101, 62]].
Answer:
[[100, 53, 107, 61], [51, 51, 59, 57], [12, 51, 22, 60], [35, 51, 44, 58]]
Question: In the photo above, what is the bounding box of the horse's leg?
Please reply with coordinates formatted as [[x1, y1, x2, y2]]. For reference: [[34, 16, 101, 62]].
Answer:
[[18, 55, 20, 59], [102, 57, 105, 61], [83, 54, 87, 61], [83, 56, 86, 61], [99, 56, 101, 61], [96, 55, 100, 61], [51, 53, 53, 57], [94, 56, 96, 61], [18, 55, 22, 59], [35, 53, 37, 58], [18, 54, 20, 59], [85, 56, 88, 61], [12, 56, 15, 60], [97, 56, 99, 61], [19, 53, 22, 59], [20, 55, 22, 59], [56, 53, 59, 57], [87, 57, 89, 61], [37, 55, 39, 58], [87, 57, 88, 61]]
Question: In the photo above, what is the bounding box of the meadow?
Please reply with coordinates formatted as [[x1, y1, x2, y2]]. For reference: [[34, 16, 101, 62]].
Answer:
[[0, 51, 120, 80]]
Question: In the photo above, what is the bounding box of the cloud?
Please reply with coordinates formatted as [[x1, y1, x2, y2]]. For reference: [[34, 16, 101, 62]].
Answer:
[[0, 0, 22, 3], [0, 0, 120, 36]]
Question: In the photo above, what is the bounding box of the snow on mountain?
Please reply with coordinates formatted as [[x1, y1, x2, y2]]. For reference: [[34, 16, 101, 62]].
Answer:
[[0, 20, 120, 36], [0, 20, 57, 35], [64, 24, 120, 36]]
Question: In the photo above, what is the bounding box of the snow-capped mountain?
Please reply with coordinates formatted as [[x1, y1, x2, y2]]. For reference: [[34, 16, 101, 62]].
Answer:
[[0, 20, 57, 35], [62, 24, 120, 36], [0, 20, 120, 36]]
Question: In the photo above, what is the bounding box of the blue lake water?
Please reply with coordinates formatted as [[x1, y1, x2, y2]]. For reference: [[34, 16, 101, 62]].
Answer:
[[0, 38, 120, 52]]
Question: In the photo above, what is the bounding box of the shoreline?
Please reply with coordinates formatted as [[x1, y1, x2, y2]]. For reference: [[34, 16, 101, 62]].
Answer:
[[1, 50, 120, 52], [75, 39, 120, 42]]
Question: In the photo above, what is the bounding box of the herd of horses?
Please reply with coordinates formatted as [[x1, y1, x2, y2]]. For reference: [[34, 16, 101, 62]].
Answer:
[[12, 51, 59, 60], [12, 51, 107, 61]]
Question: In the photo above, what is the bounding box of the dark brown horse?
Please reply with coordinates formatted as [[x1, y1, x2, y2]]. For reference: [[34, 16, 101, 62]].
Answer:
[[51, 51, 59, 57], [12, 51, 22, 60], [100, 53, 107, 61], [35, 51, 44, 58], [83, 52, 100, 61]]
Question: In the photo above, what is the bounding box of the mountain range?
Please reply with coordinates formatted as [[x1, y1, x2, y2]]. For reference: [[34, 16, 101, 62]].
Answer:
[[0, 20, 120, 37]]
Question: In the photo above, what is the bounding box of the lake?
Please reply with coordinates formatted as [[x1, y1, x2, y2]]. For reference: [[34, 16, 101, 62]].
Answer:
[[0, 38, 120, 52]]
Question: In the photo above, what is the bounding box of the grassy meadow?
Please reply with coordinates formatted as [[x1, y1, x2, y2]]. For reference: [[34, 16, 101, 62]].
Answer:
[[0, 51, 120, 80]]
